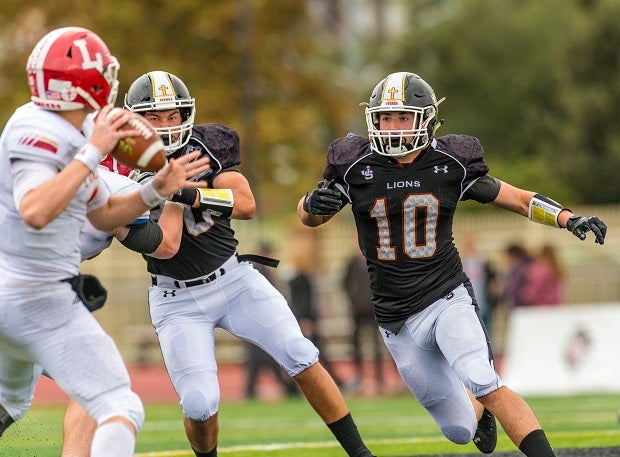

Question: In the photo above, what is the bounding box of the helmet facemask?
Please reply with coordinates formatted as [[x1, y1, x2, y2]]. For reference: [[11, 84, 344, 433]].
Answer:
[[366, 104, 437, 157], [365, 72, 443, 158], [124, 71, 195, 155], [103, 58, 120, 106], [152, 105, 195, 154]]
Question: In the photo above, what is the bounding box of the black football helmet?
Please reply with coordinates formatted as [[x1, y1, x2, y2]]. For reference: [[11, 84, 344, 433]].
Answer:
[[365, 72, 444, 157], [124, 71, 195, 155]]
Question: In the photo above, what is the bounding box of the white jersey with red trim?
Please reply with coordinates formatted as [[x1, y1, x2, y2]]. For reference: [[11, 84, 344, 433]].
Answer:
[[0, 102, 109, 283], [79, 167, 146, 261], [0, 97, 144, 438]]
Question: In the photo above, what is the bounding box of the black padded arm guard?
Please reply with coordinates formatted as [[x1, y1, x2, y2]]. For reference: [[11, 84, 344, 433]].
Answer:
[[119, 220, 164, 254]]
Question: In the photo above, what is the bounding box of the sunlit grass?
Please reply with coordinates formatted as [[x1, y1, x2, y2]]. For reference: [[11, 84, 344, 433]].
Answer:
[[3, 393, 620, 456]]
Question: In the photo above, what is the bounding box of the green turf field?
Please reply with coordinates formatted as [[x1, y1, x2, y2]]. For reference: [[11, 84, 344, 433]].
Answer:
[[2, 393, 620, 456]]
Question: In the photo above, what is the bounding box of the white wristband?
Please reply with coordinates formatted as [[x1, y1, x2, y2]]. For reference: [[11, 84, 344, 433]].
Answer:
[[140, 180, 165, 208], [74, 143, 104, 171]]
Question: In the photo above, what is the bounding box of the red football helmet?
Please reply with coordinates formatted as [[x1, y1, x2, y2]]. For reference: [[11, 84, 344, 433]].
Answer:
[[26, 27, 119, 112], [100, 154, 134, 177]]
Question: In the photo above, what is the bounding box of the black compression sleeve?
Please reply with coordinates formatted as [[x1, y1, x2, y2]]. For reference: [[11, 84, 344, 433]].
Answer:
[[119, 220, 163, 254], [464, 175, 502, 203]]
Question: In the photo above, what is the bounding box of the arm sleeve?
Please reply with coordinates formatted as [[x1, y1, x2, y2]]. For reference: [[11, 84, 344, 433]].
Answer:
[[463, 175, 502, 203], [118, 219, 163, 254]]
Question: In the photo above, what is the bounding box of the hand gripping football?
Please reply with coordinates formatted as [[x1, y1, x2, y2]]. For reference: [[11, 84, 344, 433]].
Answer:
[[110, 109, 166, 171]]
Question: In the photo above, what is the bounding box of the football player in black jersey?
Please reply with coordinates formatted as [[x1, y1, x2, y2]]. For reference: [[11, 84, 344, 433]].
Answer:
[[298, 72, 607, 457], [61, 71, 376, 457]]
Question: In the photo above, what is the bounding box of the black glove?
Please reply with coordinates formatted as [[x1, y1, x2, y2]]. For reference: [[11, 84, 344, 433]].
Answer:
[[303, 179, 343, 216], [63, 274, 108, 312], [566, 215, 607, 244], [170, 188, 199, 206]]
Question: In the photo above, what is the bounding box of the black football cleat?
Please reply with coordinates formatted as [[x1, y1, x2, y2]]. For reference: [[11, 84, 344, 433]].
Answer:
[[473, 408, 497, 454]]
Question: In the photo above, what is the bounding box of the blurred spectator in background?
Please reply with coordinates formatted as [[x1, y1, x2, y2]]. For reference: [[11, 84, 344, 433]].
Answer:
[[521, 245, 565, 307], [342, 251, 385, 394], [244, 242, 296, 398], [286, 255, 344, 388], [502, 243, 533, 309], [461, 234, 500, 335]]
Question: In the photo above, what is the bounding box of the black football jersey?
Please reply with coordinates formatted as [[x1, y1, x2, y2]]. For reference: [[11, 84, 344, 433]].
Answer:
[[324, 133, 495, 333], [146, 123, 241, 279]]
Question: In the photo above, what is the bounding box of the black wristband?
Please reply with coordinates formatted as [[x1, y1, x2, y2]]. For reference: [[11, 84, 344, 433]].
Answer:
[[170, 188, 198, 206]]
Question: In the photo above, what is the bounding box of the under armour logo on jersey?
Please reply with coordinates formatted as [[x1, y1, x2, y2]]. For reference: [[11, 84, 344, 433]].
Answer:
[[361, 165, 373, 180], [434, 165, 448, 174], [384, 330, 392, 339], [163, 290, 176, 297]]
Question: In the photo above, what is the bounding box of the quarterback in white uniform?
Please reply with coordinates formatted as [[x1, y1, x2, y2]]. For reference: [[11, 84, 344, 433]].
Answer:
[[0, 27, 209, 457], [61, 156, 189, 456]]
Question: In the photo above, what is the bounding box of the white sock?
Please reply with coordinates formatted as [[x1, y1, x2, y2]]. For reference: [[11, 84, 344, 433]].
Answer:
[[91, 421, 136, 457]]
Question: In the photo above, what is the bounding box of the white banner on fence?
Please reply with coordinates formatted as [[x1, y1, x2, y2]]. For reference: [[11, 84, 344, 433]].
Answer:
[[501, 303, 620, 395]]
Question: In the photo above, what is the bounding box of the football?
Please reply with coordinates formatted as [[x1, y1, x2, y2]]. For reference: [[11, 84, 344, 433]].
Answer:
[[110, 109, 166, 171]]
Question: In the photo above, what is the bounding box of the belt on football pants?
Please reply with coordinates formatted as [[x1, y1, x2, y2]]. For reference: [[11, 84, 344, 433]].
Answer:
[[150, 252, 279, 289], [236, 253, 280, 268], [151, 268, 226, 288]]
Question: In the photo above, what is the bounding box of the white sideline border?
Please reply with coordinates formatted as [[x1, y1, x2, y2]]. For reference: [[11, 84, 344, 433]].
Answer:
[[135, 436, 463, 456], [134, 430, 620, 456]]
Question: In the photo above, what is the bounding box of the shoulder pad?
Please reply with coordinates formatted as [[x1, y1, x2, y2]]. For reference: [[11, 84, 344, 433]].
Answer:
[[188, 123, 241, 171], [325, 134, 371, 181], [435, 134, 488, 180], [435, 134, 484, 161]]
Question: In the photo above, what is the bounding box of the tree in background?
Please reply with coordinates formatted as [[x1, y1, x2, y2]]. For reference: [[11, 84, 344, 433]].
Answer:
[[389, 0, 620, 204], [1, 0, 618, 214]]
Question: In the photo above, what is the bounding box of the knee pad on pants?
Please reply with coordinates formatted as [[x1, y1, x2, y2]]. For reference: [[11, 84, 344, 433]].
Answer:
[[182, 390, 219, 421], [421, 397, 476, 444], [440, 424, 474, 444], [178, 372, 220, 421], [279, 336, 319, 377], [91, 390, 145, 433]]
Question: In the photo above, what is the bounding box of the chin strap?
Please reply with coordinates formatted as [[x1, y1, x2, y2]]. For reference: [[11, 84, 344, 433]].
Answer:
[[433, 118, 445, 134], [386, 140, 413, 155]]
